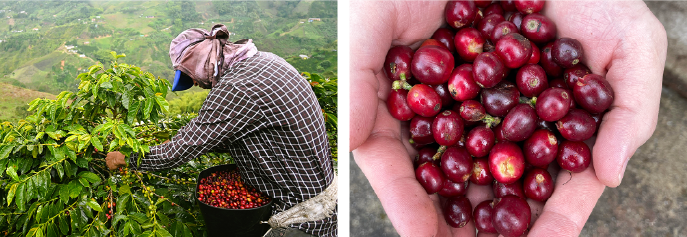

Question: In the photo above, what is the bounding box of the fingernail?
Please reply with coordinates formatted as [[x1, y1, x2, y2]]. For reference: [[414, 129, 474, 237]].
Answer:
[[618, 159, 630, 185]]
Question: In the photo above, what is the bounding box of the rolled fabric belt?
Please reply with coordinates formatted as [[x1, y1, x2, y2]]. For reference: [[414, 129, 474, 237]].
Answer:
[[262, 175, 338, 236]]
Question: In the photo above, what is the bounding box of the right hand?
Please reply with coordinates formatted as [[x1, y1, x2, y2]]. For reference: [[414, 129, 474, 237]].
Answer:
[[106, 151, 127, 170]]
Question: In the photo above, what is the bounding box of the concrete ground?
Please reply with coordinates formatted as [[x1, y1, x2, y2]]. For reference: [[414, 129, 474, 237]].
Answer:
[[350, 2, 687, 236]]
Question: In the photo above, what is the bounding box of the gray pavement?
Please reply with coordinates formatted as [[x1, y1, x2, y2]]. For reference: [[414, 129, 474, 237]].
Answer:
[[350, 85, 687, 236]]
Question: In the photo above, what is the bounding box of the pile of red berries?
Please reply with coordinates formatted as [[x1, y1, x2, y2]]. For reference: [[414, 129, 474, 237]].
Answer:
[[386, 0, 614, 236], [197, 170, 270, 210]]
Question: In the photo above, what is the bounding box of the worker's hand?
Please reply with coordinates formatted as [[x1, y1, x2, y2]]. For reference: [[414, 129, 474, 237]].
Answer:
[[106, 151, 127, 170]]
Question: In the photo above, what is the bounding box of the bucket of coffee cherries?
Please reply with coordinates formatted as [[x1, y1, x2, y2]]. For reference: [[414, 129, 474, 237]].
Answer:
[[195, 164, 273, 237], [386, 0, 613, 236]]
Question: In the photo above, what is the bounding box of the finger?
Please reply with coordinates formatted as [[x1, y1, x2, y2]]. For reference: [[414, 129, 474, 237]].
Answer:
[[353, 101, 439, 237], [527, 163, 605, 236]]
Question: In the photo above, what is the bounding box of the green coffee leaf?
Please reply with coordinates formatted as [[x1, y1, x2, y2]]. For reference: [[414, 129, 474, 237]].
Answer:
[[6, 165, 19, 181], [86, 199, 102, 212]]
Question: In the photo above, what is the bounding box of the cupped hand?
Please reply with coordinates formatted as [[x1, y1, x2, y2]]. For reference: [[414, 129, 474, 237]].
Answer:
[[350, 1, 666, 236]]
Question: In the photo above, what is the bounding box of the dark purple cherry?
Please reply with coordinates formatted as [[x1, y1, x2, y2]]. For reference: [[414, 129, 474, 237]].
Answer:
[[493, 122, 507, 142], [493, 179, 525, 199], [459, 100, 486, 122], [516, 64, 548, 97], [415, 162, 446, 194], [477, 14, 506, 41], [431, 28, 456, 53], [409, 116, 435, 146], [383, 45, 414, 82], [441, 146, 473, 183], [500, 0, 517, 11], [556, 108, 596, 141], [407, 84, 443, 117], [501, 103, 537, 142], [564, 64, 591, 89], [447, 64, 480, 101], [445, 1, 477, 30], [508, 12, 525, 30], [414, 147, 439, 169], [387, 89, 415, 121], [523, 168, 554, 202], [438, 179, 469, 198], [573, 74, 614, 114], [473, 52, 508, 88], [549, 78, 568, 89], [483, 2, 504, 17], [536, 87, 572, 121], [557, 140, 592, 173], [521, 13, 557, 44], [495, 33, 532, 69], [454, 28, 485, 62], [429, 83, 455, 110], [492, 196, 531, 237], [433, 110, 464, 146], [591, 112, 605, 131], [540, 42, 563, 77], [470, 157, 493, 185], [473, 200, 497, 233], [411, 46, 455, 85], [552, 38, 584, 68], [443, 196, 472, 228], [524, 129, 558, 168], [466, 125, 495, 157], [480, 81, 520, 117], [474, 0, 493, 8], [536, 117, 557, 132], [489, 142, 525, 184]]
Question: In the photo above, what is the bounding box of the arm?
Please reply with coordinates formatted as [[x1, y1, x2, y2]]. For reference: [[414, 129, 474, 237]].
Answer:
[[130, 84, 263, 171]]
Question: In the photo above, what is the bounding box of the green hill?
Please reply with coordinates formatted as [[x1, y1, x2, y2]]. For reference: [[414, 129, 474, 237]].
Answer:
[[0, 82, 56, 122]]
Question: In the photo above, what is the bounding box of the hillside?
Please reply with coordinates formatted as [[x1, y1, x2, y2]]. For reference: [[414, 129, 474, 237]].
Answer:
[[0, 1, 337, 96], [0, 82, 56, 122]]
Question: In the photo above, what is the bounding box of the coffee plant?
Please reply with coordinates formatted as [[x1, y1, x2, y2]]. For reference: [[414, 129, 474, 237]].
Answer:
[[0, 52, 237, 237], [302, 72, 338, 163]]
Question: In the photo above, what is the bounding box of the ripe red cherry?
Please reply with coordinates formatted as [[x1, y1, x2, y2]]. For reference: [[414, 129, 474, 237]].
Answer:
[[474, 0, 493, 8], [483, 2, 504, 17], [433, 110, 464, 146], [431, 28, 456, 53], [386, 89, 415, 121], [409, 116, 435, 146], [528, 41, 541, 64], [415, 162, 446, 194], [557, 140, 592, 173], [473, 200, 497, 233], [523, 168, 554, 202], [493, 179, 525, 199], [383, 45, 414, 82], [445, 0, 477, 30], [492, 196, 531, 237], [516, 64, 548, 97], [411, 46, 455, 85], [573, 74, 615, 114], [489, 142, 525, 184], [490, 21, 518, 43], [564, 64, 591, 89], [501, 104, 537, 142], [552, 38, 585, 68], [466, 125, 495, 157], [536, 87, 572, 121], [420, 39, 448, 50], [470, 157, 493, 185], [443, 196, 472, 228], [459, 100, 486, 122], [477, 14, 505, 41], [524, 129, 558, 168], [454, 28, 485, 62], [440, 146, 473, 183], [480, 81, 520, 117], [495, 33, 533, 69], [447, 64, 480, 101], [515, 0, 545, 14], [540, 42, 564, 77], [407, 84, 442, 117], [473, 52, 507, 88], [521, 13, 557, 44], [556, 108, 597, 142], [438, 179, 469, 198]]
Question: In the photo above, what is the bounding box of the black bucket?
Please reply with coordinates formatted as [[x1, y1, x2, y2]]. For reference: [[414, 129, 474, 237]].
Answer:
[[196, 164, 273, 237]]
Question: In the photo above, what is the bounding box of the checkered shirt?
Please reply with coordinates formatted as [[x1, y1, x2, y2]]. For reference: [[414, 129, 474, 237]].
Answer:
[[129, 52, 337, 237]]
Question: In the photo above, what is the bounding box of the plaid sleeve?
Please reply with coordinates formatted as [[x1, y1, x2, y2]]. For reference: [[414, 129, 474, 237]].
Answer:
[[129, 84, 263, 171]]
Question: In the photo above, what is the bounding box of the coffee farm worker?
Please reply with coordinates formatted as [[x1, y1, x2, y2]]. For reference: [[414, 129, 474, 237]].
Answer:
[[105, 24, 337, 237], [350, 1, 666, 237]]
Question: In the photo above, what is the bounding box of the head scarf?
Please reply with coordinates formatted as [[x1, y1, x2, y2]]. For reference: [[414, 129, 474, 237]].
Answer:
[[169, 24, 258, 89]]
